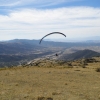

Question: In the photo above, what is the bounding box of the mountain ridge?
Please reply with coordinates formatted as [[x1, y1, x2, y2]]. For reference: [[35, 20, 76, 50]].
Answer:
[[59, 49, 100, 61], [0, 39, 100, 67]]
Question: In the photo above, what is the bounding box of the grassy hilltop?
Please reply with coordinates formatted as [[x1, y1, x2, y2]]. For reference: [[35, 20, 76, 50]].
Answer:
[[0, 57, 100, 100]]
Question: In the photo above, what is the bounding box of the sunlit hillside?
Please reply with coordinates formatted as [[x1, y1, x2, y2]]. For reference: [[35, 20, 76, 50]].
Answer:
[[0, 57, 100, 100]]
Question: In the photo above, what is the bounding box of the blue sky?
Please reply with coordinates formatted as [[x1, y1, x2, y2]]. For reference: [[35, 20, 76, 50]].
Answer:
[[0, 0, 100, 40]]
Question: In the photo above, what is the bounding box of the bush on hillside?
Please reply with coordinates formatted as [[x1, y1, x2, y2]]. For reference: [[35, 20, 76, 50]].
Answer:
[[96, 68, 100, 72]]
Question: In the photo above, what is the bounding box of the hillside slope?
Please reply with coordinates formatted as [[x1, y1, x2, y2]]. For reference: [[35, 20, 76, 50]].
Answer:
[[0, 57, 100, 100], [59, 49, 100, 61], [1, 39, 100, 67]]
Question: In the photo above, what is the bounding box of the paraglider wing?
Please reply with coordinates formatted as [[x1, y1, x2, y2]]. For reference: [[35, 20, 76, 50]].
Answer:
[[39, 32, 66, 44]]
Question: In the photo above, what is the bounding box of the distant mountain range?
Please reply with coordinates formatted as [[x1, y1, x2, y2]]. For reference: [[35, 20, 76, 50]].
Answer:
[[0, 39, 100, 67], [0, 39, 42, 54]]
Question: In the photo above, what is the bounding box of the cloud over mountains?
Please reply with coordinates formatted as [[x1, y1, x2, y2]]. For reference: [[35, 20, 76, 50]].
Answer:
[[0, 0, 100, 40]]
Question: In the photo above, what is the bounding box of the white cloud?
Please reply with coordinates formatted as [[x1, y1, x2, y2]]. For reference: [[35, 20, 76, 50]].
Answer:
[[0, 7, 100, 40]]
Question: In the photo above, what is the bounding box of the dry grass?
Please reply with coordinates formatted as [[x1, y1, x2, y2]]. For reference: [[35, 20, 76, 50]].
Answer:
[[0, 59, 100, 100]]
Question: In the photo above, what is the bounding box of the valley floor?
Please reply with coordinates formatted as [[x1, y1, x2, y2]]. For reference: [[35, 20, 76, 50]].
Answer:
[[0, 64, 100, 100]]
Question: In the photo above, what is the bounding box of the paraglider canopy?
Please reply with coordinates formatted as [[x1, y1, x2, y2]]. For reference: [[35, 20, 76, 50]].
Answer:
[[39, 32, 66, 44]]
